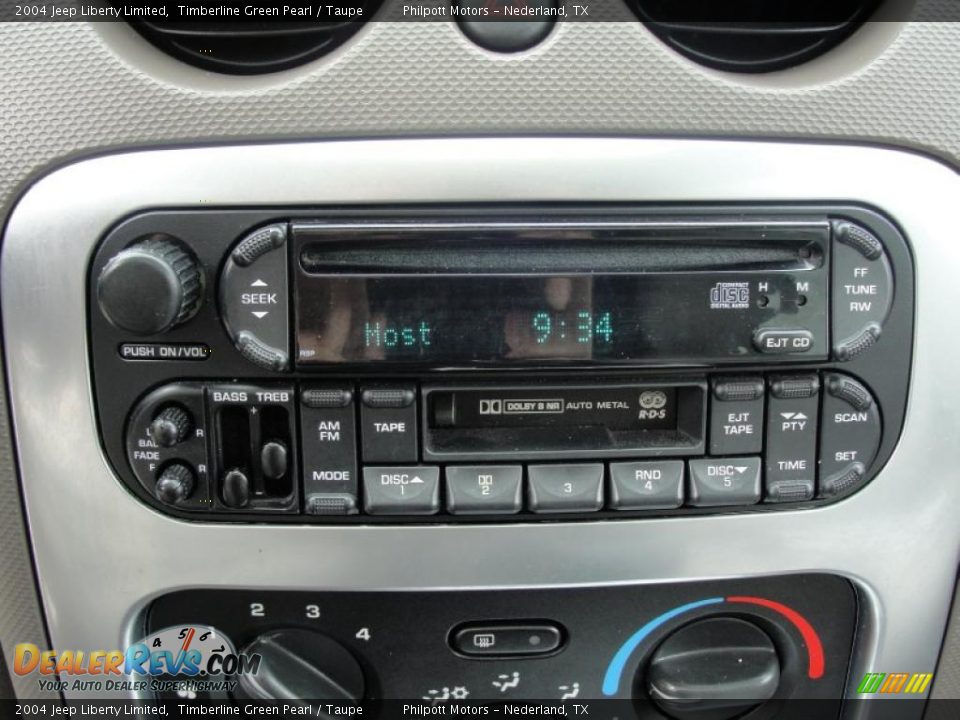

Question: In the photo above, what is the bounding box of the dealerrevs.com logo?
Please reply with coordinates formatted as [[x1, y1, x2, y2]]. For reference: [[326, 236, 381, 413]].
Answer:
[[13, 625, 259, 694]]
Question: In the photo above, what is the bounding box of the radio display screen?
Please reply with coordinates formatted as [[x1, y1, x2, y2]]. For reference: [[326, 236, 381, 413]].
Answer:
[[294, 272, 824, 366]]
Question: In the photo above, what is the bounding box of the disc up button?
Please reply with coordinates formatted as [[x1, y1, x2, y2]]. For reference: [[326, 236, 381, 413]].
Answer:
[[363, 466, 440, 515]]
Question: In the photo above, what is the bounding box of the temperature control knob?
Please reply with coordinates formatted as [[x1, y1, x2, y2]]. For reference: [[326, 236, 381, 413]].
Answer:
[[155, 463, 195, 505], [235, 629, 364, 706], [148, 406, 193, 448], [97, 236, 202, 335], [645, 617, 780, 720]]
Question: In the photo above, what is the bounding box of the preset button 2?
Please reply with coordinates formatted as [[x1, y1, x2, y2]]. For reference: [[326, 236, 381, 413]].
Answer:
[[446, 466, 522, 514]]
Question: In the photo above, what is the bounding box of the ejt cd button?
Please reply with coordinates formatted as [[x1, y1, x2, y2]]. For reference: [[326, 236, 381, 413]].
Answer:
[[363, 467, 440, 515], [451, 623, 564, 658], [753, 329, 815, 354]]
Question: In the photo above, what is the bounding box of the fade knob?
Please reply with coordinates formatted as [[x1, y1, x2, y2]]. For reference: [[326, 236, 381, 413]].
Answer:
[[97, 235, 202, 335], [148, 406, 193, 448], [155, 463, 195, 505]]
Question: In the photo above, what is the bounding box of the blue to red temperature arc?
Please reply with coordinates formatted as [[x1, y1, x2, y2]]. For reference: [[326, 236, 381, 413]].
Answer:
[[601, 595, 825, 696]]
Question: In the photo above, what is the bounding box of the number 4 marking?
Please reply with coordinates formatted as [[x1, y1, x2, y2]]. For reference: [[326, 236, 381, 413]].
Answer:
[[355, 627, 371, 641]]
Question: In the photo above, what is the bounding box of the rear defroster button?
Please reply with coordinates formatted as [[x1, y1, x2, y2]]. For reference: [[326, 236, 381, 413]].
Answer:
[[451, 623, 564, 658]]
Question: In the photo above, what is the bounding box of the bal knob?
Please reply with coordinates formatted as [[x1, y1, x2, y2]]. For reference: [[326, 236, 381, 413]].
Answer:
[[148, 406, 193, 448], [234, 629, 364, 707], [155, 463, 195, 505], [97, 235, 202, 335]]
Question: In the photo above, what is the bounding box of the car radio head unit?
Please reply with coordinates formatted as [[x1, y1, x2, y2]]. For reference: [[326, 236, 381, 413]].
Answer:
[[86, 206, 912, 524]]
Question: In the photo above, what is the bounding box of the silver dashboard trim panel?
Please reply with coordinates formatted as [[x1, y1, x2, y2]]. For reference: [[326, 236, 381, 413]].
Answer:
[[2, 139, 955, 710]]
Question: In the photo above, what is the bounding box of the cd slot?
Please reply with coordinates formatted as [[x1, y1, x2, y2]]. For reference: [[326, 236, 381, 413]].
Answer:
[[296, 222, 827, 275]]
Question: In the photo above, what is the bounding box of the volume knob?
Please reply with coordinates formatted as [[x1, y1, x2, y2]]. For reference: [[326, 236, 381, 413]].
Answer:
[[97, 236, 202, 335]]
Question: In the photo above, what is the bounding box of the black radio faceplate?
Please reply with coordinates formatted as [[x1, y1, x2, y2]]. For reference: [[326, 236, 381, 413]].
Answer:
[[87, 206, 913, 524]]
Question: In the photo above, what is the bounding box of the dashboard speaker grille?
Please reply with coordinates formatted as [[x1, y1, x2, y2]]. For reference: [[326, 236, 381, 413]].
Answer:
[[124, 9, 382, 75], [629, 0, 882, 73]]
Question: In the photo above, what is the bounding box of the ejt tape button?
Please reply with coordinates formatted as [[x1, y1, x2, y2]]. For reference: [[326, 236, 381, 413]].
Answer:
[[710, 376, 764, 456]]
